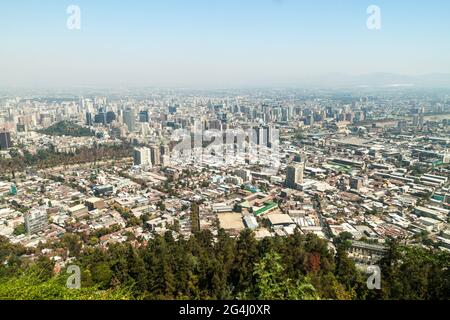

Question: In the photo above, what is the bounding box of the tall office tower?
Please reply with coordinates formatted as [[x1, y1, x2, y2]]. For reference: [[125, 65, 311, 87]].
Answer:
[[326, 106, 333, 118], [354, 111, 365, 123], [281, 107, 290, 122], [17, 115, 32, 131], [168, 106, 178, 114], [160, 144, 170, 156], [285, 163, 304, 189], [86, 112, 93, 126], [419, 114, 424, 127], [264, 125, 274, 147], [94, 112, 106, 125], [257, 127, 264, 145], [133, 147, 152, 166], [160, 145, 171, 166], [249, 109, 256, 120], [150, 145, 161, 166], [220, 112, 228, 124], [106, 111, 116, 124], [251, 127, 265, 146], [110, 126, 123, 139], [305, 115, 314, 126], [288, 106, 294, 119], [123, 108, 136, 132], [139, 110, 150, 123], [25, 209, 48, 235], [0, 131, 12, 150], [345, 112, 354, 122]]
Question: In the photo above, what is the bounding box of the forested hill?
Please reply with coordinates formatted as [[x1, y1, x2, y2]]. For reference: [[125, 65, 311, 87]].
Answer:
[[0, 230, 449, 300], [38, 121, 94, 137]]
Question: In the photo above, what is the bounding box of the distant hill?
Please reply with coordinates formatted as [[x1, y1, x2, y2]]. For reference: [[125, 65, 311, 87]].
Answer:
[[38, 121, 94, 137], [302, 73, 450, 89]]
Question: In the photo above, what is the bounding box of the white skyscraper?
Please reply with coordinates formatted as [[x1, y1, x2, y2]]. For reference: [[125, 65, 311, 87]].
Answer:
[[123, 108, 136, 132], [285, 163, 304, 189], [150, 145, 161, 166], [133, 147, 152, 167]]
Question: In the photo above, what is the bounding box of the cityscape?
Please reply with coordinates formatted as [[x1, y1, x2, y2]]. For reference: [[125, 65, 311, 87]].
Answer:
[[0, 0, 449, 307]]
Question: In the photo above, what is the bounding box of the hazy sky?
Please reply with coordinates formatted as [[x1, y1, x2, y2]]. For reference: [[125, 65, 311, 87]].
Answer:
[[1, 0, 449, 88]]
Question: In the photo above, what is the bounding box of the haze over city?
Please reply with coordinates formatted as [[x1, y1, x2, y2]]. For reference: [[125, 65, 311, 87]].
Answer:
[[1, 0, 450, 88]]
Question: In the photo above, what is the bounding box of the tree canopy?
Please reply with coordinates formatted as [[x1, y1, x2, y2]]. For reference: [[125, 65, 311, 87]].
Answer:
[[0, 231, 448, 300]]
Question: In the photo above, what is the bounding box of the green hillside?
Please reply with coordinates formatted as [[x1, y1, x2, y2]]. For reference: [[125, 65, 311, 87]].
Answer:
[[38, 121, 94, 137]]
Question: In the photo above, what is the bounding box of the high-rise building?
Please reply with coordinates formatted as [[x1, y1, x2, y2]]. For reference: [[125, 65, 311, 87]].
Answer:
[[355, 111, 365, 122], [150, 145, 161, 166], [264, 125, 273, 147], [94, 112, 106, 125], [251, 127, 265, 145], [139, 110, 149, 123], [159, 148, 170, 166], [106, 111, 116, 124], [133, 147, 152, 167], [285, 163, 304, 189], [419, 114, 424, 127], [220, 112, 228, 124], [0, 131, 12, 150], [25, 209, 48, 235], [257, 127, 264, 145], [305, 115, 314, 126], [168, 106, 178, 114], [86, 112, 93, 126], [160, 144, 170, 156], [281, 107, 290, 122], [123, 108, 136, 132]]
